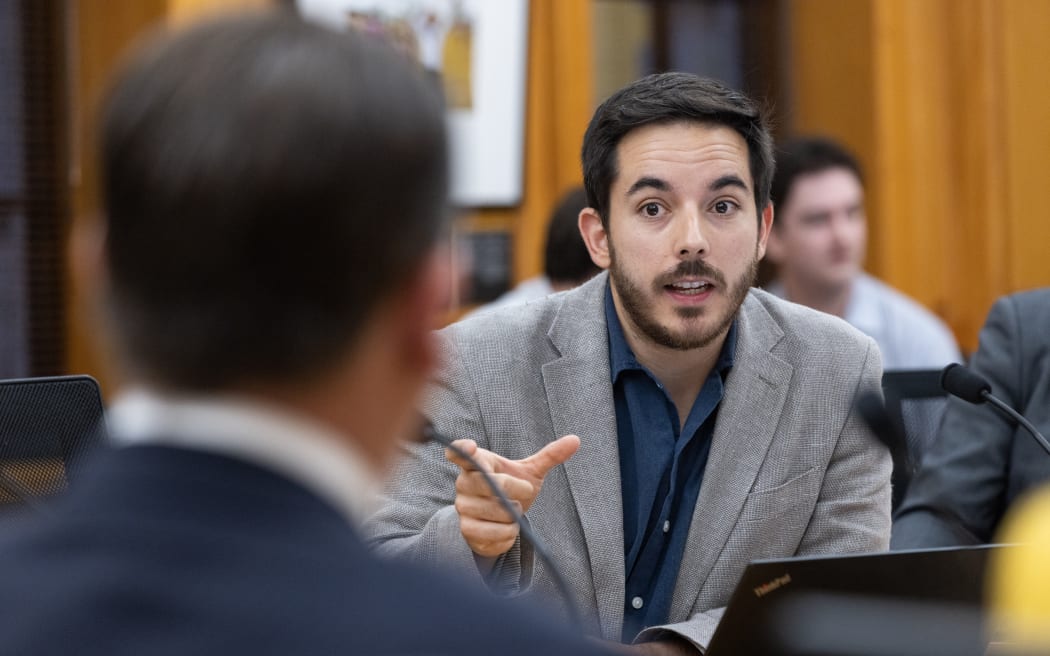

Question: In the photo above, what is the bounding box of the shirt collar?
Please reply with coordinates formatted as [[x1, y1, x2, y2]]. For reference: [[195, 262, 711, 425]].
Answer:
[[767, 275, 881, 335], [107, 388, 380, 524], [604, 280, 738, 382]]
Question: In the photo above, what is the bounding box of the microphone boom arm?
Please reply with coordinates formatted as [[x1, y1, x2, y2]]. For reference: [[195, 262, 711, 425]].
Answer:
[[981, 391, 1050, 458]]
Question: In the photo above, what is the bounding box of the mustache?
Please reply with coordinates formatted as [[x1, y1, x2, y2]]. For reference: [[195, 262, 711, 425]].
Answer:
[[653, 259, 727, 288]]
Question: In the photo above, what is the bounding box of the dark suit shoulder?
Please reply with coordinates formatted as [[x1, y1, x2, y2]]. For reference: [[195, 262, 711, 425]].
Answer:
[[1003, 286, 1050, 316], [0, 450, 615, 656], [997, 287, 1050, 340]]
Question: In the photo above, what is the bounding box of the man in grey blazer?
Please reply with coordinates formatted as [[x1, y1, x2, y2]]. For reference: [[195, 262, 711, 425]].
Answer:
[[368, 73, 891, 654], [893, 288, 1050, 548]]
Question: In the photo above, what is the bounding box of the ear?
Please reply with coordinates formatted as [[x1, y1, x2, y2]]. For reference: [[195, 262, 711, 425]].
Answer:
[[394, 246, 450, 375], [578, 207, 611, 269], [756, 203, 776, 262], [68, 215, 130, 390]]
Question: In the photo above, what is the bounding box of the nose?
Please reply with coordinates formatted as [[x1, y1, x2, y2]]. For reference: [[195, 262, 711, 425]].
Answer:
[[829, 213, 849, 242], [676, 211, 709, 258], [829, 211, 861, 247]]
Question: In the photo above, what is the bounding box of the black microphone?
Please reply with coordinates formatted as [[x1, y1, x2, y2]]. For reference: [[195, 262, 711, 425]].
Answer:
[[940, 363, 1050, 457], [421, 421, 583, 630], [939, 363, 990, 404]]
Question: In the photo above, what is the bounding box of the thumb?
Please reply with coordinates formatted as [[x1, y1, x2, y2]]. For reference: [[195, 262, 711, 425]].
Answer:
[[521, 434, 581, 478]]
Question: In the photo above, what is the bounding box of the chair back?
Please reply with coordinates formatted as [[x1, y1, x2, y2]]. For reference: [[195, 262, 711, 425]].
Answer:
[[883, 369, 950, 511], [0, 375, 106, 509]]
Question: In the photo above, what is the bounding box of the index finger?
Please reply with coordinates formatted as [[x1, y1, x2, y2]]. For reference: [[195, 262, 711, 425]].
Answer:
[[445, 439, 484, 472]]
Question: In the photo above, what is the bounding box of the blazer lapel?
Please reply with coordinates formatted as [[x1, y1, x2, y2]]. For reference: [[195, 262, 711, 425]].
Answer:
[[670, 292, 793, 619], [541, 273, 626, 639]]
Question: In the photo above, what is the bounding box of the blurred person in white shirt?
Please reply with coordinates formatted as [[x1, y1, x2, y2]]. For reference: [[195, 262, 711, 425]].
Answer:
[[763, 136, 961, 370]]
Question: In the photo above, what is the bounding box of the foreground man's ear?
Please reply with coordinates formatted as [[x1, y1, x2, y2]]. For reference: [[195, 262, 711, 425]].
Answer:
[[397, 247, 452, 374]]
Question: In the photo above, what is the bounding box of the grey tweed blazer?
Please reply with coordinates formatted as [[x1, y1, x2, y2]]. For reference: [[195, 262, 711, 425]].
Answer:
[[367, 272, 891, 649]]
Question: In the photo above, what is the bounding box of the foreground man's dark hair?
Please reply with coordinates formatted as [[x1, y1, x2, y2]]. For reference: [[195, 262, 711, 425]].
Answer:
[[100, 13, 448, 390]]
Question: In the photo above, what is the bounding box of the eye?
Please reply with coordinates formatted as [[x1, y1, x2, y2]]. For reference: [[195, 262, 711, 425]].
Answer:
[[713, 200, 738, 215], [643, 202, 661, 217], [801, 212, 830, 227]]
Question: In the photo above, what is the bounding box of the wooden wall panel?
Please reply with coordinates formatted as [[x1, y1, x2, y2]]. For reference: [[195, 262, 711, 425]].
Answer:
[[787, 0, 883, 283], [167, 0, 270, 23], [938, 0, 1009, 346], [870, 0, 964, 327], [788, 0, 1046, 353], [1002, 0, 1050, 293]]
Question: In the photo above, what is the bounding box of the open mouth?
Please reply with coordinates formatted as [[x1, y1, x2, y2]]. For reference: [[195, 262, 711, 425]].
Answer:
[[665, 280, 714, 295]]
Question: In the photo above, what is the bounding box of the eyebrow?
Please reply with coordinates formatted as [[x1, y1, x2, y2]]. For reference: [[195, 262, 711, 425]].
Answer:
[[710, 174, 749, 193], [625, 174, 750, 198], [625, 176, 671, 197], [801, 210, 832, 222]]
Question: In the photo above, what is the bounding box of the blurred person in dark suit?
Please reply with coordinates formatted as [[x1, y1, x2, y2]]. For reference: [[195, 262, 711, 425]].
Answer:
[[893, 288, 1050, 547], [0, 12, 615, 656]]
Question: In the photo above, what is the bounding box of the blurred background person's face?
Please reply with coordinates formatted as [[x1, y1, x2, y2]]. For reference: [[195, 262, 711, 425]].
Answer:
[[768, 167, 867, 295]]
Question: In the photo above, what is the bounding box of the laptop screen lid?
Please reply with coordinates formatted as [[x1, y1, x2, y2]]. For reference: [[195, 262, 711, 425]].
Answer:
[[704, 544, 1004, 655]]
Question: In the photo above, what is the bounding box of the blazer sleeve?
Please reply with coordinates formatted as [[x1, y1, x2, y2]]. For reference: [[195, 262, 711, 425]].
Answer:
[[363, 330, 530, 592], [794, 336, 893, 555], [892, 295, 1022, 547], [637, 337, 892, 651]]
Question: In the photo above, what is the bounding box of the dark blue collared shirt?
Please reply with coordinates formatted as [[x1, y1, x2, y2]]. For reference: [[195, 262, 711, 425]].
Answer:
[[605, 283, 737, 641]]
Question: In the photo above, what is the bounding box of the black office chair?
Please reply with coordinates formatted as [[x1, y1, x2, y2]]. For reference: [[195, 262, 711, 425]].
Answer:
[[882, 369, 951, 512], [0, 375, 107, 512]]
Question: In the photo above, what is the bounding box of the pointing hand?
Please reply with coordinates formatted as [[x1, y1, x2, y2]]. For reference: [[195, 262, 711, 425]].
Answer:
[[445, 435, 580, 558]]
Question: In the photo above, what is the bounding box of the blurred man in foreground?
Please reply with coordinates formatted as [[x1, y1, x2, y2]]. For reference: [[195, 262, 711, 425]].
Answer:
[[765, 137, 961, 370], [369, 73, 891, 654], [0, 12, 613, 655]]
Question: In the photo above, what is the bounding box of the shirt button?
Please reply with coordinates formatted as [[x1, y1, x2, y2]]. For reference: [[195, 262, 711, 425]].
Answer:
[[632, 596, 644, 609], [663, 520, 671, 533]]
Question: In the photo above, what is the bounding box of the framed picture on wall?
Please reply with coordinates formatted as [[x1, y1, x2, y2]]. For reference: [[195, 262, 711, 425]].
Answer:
[[296, 0, 529, 207]]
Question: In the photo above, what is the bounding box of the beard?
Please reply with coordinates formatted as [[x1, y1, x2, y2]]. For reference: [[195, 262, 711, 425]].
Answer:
[[609, 243, 758, 351]]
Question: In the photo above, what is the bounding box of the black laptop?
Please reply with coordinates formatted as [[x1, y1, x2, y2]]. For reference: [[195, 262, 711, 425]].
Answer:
[[705, 545, 1006, 655]]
